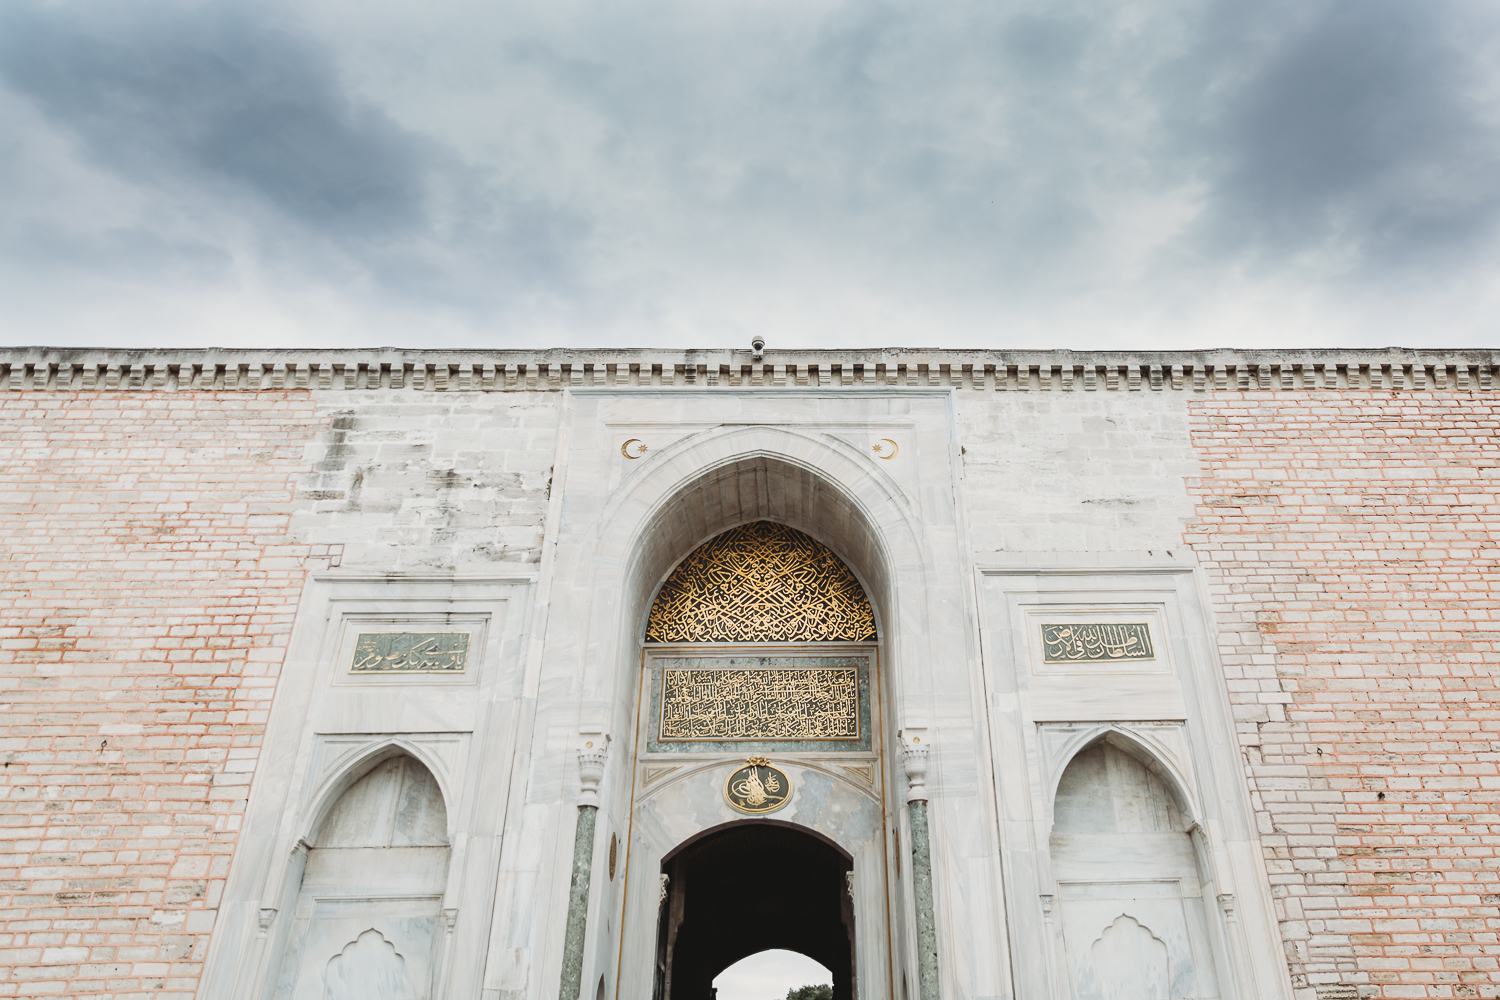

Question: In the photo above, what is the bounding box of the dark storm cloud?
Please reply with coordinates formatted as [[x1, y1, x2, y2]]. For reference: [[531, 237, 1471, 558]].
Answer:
[[1187, 0, 1500, 272], [0, 1, 428, 234]]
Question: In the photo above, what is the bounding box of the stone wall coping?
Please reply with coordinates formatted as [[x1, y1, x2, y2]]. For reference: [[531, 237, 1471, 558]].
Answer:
[[3, 346, 1498, 391]]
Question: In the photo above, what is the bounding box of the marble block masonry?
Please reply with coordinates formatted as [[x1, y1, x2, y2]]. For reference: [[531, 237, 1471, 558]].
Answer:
[[2, 346, 1499, 1000]]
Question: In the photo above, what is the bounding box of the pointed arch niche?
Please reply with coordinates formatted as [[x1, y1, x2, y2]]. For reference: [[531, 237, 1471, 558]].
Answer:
[[271, 755, 451, 1000], [1048, 736, 1223, 1000], [616, 453, 901, 660]]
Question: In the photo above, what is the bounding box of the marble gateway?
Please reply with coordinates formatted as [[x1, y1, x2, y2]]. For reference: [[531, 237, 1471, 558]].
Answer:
[[3, 346, 1499, 1000]]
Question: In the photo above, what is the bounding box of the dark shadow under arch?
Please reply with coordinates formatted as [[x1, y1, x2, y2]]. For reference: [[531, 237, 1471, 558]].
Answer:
[[656, 822, 854, 1000]]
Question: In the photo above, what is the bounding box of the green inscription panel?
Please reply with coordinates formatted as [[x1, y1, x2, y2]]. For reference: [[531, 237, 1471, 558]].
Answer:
[[648, 655, 871, 753], [351, 632, 470, 672], [1040, 623, 1153, 663], [660, 667, 859, 741]]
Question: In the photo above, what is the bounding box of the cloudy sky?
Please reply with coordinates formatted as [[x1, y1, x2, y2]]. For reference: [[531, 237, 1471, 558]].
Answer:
[[1, 0, 1497, 350]]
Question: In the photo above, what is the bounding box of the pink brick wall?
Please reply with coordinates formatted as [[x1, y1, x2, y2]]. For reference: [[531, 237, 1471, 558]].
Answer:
[[6, 384, 1498, 999], [0, 393, 321, 999], [1186, 392, 1500, 999]]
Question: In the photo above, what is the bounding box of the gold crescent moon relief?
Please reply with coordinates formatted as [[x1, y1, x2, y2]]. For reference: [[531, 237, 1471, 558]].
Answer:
[[872, 438, 899, 459], [621, 438, 648, 459]]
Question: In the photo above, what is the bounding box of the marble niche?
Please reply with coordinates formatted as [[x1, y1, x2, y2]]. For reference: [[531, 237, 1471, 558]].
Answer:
[[1050, 742, 1222, 1000], [271, 755, 451, 1000]]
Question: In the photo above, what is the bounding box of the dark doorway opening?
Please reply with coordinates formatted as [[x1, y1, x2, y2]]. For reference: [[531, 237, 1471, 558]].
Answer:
[[655, 823, 855, 1000]]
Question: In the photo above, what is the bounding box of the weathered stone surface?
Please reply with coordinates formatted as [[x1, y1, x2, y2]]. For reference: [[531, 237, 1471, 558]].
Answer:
[[2, 348, 1495, 1000]]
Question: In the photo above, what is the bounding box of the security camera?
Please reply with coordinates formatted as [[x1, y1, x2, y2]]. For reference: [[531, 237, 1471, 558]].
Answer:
[[750, 336, 766, 359]]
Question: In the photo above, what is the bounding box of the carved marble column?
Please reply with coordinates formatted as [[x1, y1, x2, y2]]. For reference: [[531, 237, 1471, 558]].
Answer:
[[903, 742, 940, 1000], [558, 744, 607, 1000]]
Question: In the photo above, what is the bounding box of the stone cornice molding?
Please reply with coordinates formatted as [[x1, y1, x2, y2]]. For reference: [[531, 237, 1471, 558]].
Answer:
[[3, 347, 1498, 392]]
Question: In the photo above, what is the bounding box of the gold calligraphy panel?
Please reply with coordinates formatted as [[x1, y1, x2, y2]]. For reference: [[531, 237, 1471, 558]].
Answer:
[[351, 632, 470, 672], [645, 521, 876, 643], [1040, 623, 1153, 663], [659, 667, 860, 741]]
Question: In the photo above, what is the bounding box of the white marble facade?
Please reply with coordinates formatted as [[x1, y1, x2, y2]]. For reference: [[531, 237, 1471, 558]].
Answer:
[[198, 383, 1294, 1000]]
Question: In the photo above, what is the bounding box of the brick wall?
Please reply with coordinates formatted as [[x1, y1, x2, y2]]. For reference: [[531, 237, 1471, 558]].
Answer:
[[7, 380, 1500, 1000], [1186, 392, 1500, 999], [0, 392, 321, 999]]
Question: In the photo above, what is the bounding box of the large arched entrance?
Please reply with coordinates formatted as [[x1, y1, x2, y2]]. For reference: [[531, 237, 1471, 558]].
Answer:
[[657, 823, 854, 1000], [619, 513, 893, 1000]]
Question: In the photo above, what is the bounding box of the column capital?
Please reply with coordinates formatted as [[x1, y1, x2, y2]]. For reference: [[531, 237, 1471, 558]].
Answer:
[[578, 741, 608, 809], [902, 741, 930, 803]]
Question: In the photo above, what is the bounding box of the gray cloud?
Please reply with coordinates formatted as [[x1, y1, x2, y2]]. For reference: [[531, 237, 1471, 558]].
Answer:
[[0, 0, 1496, 348], [1195, 0, 1500, 273], [0, 2, 427, 233]]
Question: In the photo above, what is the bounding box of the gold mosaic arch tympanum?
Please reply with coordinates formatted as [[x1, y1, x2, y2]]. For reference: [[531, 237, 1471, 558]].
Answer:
[[644, 521, 878, 643]]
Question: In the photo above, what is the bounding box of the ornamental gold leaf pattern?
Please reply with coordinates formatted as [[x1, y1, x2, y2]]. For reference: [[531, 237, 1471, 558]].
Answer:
[[645, 521, 877, 642]]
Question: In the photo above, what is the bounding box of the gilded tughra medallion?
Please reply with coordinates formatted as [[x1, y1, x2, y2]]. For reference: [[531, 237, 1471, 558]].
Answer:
[[724, 757, 791, 814]]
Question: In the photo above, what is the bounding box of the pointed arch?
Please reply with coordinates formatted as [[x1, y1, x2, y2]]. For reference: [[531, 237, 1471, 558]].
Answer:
[[552, 408, 963, 1000], [299, 738, 457, 848], [1046, 726, 1200, 834], [580, 422, 934, 692], [314, 755, 448, 849], [272, 749, 454, 1000], [1047, 729, 1224, 1000]]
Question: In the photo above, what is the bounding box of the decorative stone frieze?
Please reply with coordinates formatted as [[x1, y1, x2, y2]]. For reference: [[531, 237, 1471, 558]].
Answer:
[[3, 346, 1499, 392]]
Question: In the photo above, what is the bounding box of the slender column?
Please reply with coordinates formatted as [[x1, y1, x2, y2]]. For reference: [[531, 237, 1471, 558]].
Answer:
[[1039, 894, 1060, 1000], [904, 742, 940, 1000], [1218, 892, 1252, 1000], [558, 745, 607, 1000]]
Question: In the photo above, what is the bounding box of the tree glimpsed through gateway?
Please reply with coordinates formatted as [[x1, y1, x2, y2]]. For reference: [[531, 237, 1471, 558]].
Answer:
[[712, 950, 833, 1000]]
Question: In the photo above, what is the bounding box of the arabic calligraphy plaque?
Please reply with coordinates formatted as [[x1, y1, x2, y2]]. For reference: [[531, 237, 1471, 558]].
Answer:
[[351, 632, 470, 673], [660, 667, 859, 742], [648, 654, 872, 753], [725, 760, 792, 814], [1040, 623, 1153, 663]]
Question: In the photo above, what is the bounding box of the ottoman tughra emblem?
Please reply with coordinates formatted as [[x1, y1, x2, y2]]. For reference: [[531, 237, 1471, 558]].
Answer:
[[725, 757, 791, 814]]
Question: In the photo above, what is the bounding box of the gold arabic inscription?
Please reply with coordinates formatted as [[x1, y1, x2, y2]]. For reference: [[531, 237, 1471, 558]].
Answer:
[[351, 632, 470, 672], [1040, 623, 1153, 663], [645, 521, 876, 643], [659, 667, 860, 741]]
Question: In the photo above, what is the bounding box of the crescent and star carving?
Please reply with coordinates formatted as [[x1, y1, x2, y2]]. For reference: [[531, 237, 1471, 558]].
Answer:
[[620, 438, 648, 459], [872, 438, 899, 459]]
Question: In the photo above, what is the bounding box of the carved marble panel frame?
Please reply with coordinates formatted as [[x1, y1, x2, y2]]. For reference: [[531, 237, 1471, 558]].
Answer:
[[196, 574, 534, 1000], [976, 567, 1294, 1000]]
